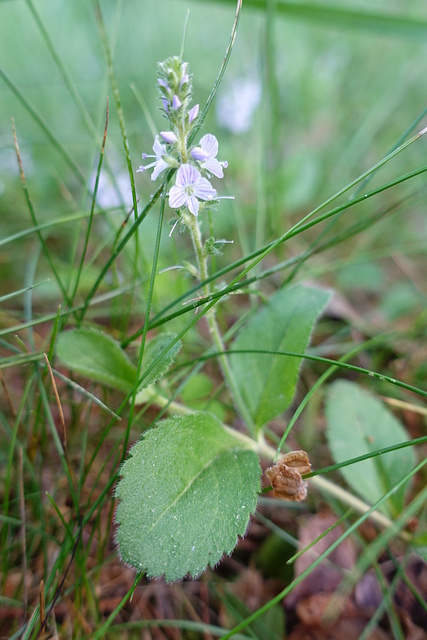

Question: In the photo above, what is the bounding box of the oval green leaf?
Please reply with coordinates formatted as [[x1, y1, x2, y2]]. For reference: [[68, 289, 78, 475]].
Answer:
[[230, 285, 330, 433], [56, 328, 137, 394], [325, 380, 416, 517], [115, 412, 261, 581]]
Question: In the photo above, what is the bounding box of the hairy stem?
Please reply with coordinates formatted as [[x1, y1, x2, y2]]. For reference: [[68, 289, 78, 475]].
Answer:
[[186, 213, 255, 431]]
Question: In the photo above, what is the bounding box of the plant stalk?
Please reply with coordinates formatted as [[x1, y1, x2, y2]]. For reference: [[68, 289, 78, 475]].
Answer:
[[186, 213, 255, 431]]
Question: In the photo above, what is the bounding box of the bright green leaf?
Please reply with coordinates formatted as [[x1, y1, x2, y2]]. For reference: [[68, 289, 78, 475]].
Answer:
[[56, 328, 137, 394], [229, 286, 330, 433], [325, 380, 416, 517], [115, 412, 261, 581]]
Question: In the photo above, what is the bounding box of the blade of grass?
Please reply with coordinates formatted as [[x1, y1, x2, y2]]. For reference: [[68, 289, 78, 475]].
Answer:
[[80, 0, 243, 320], [37, 373, 77, 506], [70, 99, 109, 312], [78, 183, 163, 322], [2, 378, 34, 575], [137, 169, 424, 334], [189, 0, 243, 145], [1, 69, 86, 185], [0, 275, 150, 341], [24, 0, 95, 136], [174, 346, 427, 401], [12, 120, 71, 306], [124, 180, 167, 460], [94, 1, 139, 299], [120, 160, 427, 400], [105, 620, 251, 639], [0, 280, 49, 303], [140, 154, 427, 336], [199, 0, 427, 39], [0, 208, 119, 249]]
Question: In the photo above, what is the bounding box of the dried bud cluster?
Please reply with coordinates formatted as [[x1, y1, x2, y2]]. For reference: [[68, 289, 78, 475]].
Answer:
[[265, 450, 311, 502]]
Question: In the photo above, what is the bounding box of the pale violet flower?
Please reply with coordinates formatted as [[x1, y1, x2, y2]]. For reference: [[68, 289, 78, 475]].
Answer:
[[180, 73, 190, 89], [191, 134, 228, 179], [169, 164, 216, 216], [179, 63, 189, 88], [172, 95, 182, 110], [157, 78, 169, 91], [160, 131, 178, 144], [188, 103, 199, 124], [137, 135, 168, 181], [161, 94, 182, 114]]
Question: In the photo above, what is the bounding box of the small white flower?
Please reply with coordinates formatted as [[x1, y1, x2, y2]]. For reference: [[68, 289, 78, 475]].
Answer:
[[169, 164, 216, 216], [191, 134, 228, 179], [137, 135, 169, 181]]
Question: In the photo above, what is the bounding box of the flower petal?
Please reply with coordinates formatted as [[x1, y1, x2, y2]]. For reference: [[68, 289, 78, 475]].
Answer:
[[151, 159, 168, 181], [187, 195, 200, 216], [202, 157, 224, 179], [169, 184, 186, 209], [176, 164, 200, 187], [199, 134, 218, 158], [194, 176, 217, 201], [152, 135, 165, 158]]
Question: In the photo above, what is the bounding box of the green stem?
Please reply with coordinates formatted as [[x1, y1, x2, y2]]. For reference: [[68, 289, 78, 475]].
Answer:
[[186, 213, 255, 431]]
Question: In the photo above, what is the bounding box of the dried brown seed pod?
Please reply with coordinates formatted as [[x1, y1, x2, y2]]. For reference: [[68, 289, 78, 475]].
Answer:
[[265, 450, 311, 502]]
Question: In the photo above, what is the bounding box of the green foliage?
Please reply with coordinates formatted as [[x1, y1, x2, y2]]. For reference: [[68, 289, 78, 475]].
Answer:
[[115, 412, 261, 581], [56, 328, 181, 399], [336, 261, 385, 294], [199, 0, 427, 38], [221, 587, 285, 640], [230, 286, 330, 433], [380, 281, 424, 321], [135, 332, 182, 392], [325, 380, 416, 517], [56, 328, 137, 394], [1, 0, 427, 635]]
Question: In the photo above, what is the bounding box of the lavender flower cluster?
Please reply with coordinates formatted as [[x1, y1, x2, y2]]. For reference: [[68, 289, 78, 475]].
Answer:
[[137, 56, 228, 217]]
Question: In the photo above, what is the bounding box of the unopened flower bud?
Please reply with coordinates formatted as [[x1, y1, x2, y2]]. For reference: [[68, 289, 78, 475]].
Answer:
[[188, 104, 199, 124], [160, 131, 178, 144], [172, 95, 182, 111]]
